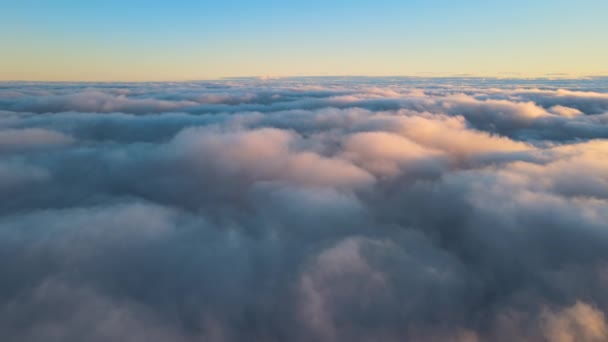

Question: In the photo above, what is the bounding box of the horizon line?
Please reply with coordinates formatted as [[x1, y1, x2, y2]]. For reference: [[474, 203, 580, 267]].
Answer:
[[2, 74, 608, 84]]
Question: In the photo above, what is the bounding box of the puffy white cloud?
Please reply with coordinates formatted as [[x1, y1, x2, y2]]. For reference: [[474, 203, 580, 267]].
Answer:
[[549, 105, 584, 117], [1, 78, 607, 341], [0, 128, 73, 152], [542, 302, 608, 342], [342, 131, 442, 177]]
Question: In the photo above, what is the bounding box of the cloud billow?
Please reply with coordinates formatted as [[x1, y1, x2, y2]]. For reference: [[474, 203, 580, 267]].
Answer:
[[1, 77, 608, 341]]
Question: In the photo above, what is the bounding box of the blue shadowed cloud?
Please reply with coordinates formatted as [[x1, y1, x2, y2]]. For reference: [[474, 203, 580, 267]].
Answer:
[[1, 77, 608, 341]]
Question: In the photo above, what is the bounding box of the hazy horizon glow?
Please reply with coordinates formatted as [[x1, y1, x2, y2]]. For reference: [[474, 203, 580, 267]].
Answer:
[[2, 0, 608, 81]]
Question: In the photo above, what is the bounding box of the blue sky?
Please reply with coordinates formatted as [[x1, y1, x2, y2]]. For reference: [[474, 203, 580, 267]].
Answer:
[[2, 0, 607, 80]]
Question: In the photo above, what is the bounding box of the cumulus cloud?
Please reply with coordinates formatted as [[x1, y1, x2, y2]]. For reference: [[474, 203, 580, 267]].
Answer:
[[0, 77, 607, 341], [549, 105, 584, 117], [542, 302, 608, 342], [1, 90, 199, 114], [0, 128, 73, 152]]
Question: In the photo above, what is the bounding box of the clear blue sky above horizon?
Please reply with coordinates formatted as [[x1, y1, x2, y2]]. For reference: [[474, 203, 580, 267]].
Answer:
[[1, 0, 607, 81]]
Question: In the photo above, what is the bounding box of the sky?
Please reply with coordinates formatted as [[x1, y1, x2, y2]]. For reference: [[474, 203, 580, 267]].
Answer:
[[1, 0, 608, 81]]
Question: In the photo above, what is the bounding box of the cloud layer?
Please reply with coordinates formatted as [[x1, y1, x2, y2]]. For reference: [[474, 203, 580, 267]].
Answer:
[[1, 77, 608, 341]]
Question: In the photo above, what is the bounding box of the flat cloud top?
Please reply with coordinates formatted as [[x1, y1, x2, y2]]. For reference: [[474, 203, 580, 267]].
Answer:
[[1, 77, 608, 341]]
